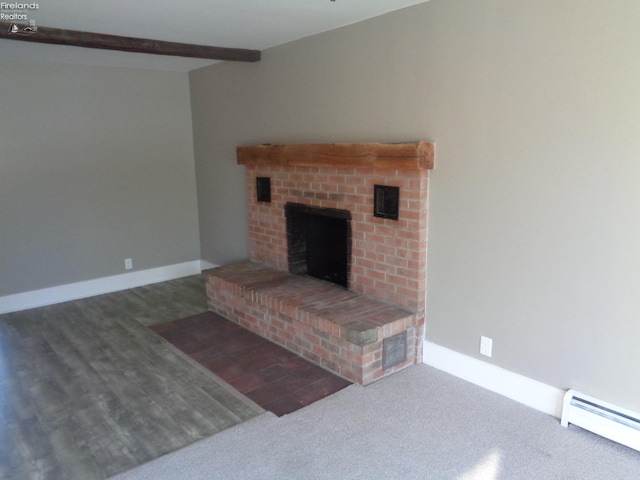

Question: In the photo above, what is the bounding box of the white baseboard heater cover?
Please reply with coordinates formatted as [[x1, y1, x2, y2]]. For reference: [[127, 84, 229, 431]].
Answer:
[[561, 389, 640, 452]]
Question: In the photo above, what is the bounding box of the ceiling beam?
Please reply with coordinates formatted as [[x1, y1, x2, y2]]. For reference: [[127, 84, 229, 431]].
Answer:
[[0, 22, 261, 62]]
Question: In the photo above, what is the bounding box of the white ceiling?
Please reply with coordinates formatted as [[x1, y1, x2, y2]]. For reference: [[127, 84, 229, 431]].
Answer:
[[0, 0, 430, 71]]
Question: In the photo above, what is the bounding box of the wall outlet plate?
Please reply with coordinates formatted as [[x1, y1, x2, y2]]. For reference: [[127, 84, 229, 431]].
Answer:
[[124, 258, 133, 270], [480, 336, 493, 357]]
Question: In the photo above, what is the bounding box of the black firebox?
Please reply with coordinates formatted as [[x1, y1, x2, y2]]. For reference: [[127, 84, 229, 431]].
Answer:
[[285, 202, 351, 288]]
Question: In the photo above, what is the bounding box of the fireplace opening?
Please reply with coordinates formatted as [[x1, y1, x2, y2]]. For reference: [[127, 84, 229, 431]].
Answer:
[[285, 202, 351, 288]]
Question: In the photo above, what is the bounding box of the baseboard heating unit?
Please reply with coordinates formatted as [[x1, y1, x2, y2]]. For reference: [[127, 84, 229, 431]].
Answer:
[[561, 389, 640, 452]]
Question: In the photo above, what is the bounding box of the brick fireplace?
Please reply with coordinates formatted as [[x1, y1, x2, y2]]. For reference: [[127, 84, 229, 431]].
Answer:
[[206, 142, 434, 385]]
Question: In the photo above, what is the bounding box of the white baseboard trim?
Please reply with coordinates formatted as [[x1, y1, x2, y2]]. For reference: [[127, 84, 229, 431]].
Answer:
[[199, 260, 218, 271], [0, 260, 213, 315], [423, 340, 564, 418]]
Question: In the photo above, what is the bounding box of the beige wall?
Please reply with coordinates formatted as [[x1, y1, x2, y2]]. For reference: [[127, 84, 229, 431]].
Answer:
[[0, 59, 200, 295], [190, 0, 640, 410]]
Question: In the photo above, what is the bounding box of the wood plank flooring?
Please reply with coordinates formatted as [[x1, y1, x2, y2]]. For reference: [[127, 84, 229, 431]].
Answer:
[[0, 276, 262, 480]]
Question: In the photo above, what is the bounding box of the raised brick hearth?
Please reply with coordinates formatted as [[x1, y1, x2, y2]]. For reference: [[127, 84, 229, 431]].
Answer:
[[206, 142, 434, 385]]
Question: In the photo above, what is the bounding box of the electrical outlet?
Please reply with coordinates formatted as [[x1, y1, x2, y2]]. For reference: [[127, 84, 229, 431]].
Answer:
[[480, 336, 493, 357], [124, 258, 133, 270]]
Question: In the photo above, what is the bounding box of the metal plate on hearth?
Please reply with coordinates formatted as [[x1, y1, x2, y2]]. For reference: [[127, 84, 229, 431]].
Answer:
[[382, 331, 407, 370]]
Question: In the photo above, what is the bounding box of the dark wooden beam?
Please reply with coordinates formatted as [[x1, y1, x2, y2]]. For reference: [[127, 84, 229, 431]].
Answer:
[[0, 22, 260, 62]]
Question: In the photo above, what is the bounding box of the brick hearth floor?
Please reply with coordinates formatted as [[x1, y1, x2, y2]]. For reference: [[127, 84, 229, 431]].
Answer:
[[152, 311, 351, 416]]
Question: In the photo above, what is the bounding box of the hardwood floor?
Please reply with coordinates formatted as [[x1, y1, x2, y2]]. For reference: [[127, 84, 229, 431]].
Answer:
[[0, 276, 261, 480]]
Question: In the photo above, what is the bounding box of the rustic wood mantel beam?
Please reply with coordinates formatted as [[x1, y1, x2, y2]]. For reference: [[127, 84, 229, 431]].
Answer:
[[0, 22, 261, 62], [237, 141, 435, 170]]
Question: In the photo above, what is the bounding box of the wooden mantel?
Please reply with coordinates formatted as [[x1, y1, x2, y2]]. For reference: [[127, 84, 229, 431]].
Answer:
[[237, 141, 435, 170]]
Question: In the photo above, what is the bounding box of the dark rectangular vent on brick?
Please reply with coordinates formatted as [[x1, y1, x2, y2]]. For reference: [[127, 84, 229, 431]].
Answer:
[[374, 184, 400, 220], [382, 331, 408, 370], [256, 177, 271, 202], [285, 202, 351, 288]]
